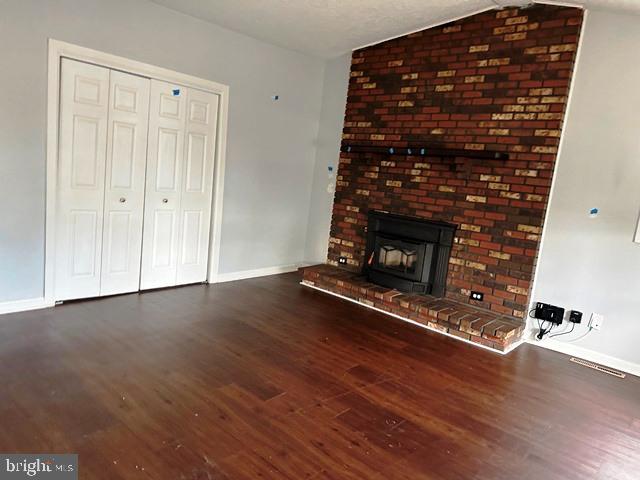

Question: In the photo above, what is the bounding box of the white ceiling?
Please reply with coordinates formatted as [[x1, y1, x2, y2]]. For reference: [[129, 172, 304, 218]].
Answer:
[[149, 0, 640, 58]]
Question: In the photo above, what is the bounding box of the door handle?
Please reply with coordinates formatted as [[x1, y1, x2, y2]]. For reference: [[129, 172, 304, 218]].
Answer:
[[162, 198, 168, 203], [119, 197, 126, 203]]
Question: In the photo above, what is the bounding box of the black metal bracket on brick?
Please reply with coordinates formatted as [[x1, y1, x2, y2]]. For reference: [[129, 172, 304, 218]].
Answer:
[[340, 143, 509, 160]]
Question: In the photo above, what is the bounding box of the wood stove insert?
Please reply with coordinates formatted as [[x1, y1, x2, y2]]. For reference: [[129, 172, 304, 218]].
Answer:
[[364, 211, 456, 296]]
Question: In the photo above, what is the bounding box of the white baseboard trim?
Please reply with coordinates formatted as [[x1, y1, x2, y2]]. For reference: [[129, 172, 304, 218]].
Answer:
[[298, 261, 319, 268], [0, 264, 303, 314], [529, 338, 640, 378], [301, 281, 525, 356], [0, 297, 55, 316], [212, 264, 301, 283]]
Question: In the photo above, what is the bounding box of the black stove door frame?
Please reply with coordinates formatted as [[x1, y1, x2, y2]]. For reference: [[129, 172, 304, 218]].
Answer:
[[363, 210, 456, 297]]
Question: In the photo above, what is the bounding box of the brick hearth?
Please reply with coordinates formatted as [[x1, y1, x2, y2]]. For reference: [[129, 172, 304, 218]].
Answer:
[[302, 265, 525, 352]]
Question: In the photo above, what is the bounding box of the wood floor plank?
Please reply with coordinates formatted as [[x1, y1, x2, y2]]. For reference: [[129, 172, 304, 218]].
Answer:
[[0, 272, 638, 479]]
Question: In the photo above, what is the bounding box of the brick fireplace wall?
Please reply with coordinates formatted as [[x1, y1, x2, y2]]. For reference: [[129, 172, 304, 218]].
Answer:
[[327, 5, 583, 319]]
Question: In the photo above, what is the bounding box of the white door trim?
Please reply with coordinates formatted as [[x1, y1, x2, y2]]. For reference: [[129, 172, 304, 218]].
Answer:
[[46, 39, 229, 304]]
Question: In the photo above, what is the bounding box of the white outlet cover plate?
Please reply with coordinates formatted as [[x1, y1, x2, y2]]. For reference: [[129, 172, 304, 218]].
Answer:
[[590, 313, 604, 330]]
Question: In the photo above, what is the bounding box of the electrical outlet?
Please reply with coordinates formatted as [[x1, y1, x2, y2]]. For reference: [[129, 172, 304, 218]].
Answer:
[[590, 313, 604, 330], [470, 291, 484, 301]]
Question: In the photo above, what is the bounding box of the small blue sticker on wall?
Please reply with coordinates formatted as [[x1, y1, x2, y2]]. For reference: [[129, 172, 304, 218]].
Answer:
[[589, 207, 599, 217], [172, 89, 180, 96]]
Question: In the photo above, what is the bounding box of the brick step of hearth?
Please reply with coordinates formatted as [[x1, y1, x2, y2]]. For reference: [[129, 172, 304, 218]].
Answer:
[[300, 264, 525, 352]]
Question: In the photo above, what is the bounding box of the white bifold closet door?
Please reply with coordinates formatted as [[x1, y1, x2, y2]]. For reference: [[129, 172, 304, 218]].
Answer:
[[100, 71, 151, 296], [55, 59, 111, 300], [140, 80, 219, 290], [177, 87, 219, 285], [55, 60, 218, 300], [55, 59, 150, 301]]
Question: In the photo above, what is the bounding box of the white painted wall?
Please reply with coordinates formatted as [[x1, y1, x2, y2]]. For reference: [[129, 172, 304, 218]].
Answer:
[[531, 10, 640, 368], [0, 0, 325, 302], [304, 53, 351, 264]]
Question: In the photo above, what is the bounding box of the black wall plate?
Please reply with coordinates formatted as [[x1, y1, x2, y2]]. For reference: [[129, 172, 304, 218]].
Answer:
[[470, 291, 484, 301], [569, 310, 583, 324]]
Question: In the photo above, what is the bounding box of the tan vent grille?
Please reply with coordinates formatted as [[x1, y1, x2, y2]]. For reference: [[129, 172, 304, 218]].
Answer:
[[570, 357, 626, 378]]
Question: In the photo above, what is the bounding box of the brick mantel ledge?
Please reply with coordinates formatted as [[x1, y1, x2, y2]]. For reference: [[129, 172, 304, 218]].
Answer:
[[301, 264, 525, 353]]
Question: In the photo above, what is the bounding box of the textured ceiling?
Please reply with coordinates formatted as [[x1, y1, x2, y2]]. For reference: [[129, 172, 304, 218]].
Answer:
[[148, 0, 640, 58]]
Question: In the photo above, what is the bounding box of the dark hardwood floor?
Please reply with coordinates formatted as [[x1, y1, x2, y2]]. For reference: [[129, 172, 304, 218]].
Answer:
[[0, 273, 638, 479]]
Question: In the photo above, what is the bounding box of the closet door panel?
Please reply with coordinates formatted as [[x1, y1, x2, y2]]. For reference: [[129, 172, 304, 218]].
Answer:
[[55, 59, 110, 301], [140, 81, 186, 289], [176, 89, 219, 285], [100, 70, 151, 296]]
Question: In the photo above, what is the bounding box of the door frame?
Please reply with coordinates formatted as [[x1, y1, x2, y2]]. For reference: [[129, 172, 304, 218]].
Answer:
[[45, 39, 229, 304]]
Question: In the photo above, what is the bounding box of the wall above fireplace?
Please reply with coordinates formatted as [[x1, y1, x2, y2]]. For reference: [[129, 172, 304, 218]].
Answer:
[[327, 5, 583, 319]]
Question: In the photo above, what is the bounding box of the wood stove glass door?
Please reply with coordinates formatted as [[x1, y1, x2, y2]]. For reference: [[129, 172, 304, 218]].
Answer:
[[371, 235, 425, 281]]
